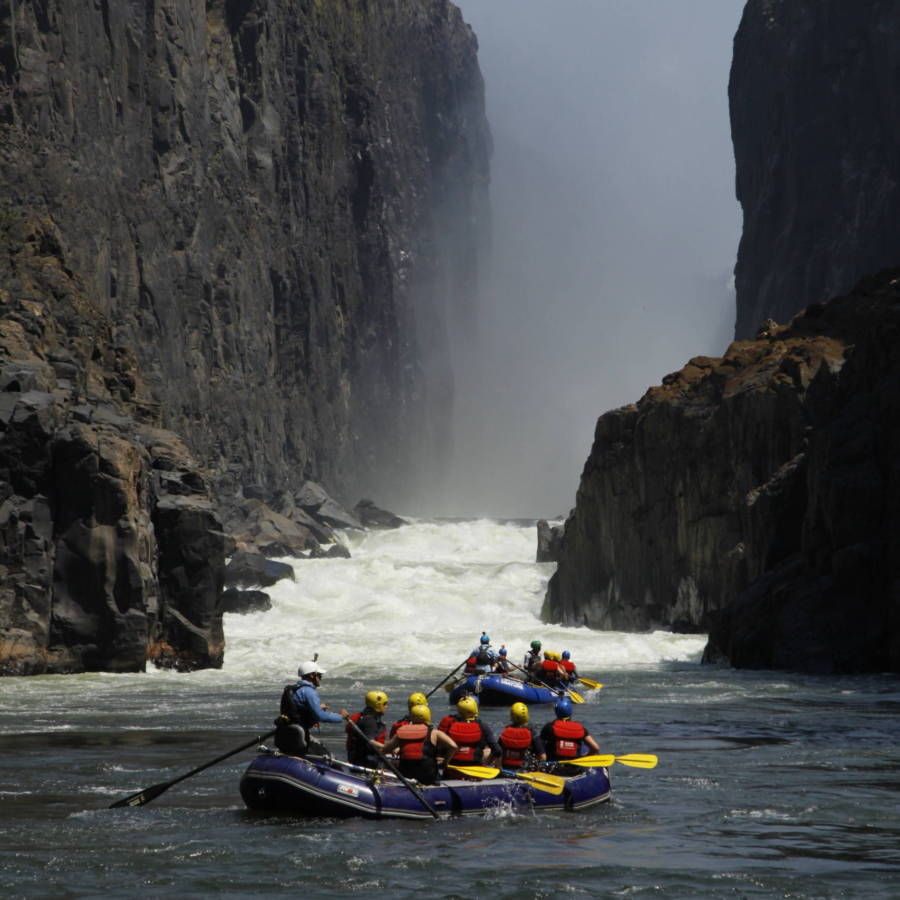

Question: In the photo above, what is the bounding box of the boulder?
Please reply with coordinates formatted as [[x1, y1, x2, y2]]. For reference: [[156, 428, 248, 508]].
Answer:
[[221, 589, 272, 615], [224, 551, 295, 589], [536, 519, 565, 563], [353, 498, 406, 530]]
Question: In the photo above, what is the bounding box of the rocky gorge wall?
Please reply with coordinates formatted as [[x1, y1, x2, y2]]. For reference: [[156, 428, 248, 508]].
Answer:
[[731, 0, 900, 339], [0, 1, 489, 674]]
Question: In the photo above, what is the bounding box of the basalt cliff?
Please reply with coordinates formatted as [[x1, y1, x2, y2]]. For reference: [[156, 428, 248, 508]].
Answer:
[[545, 1, 900, 673], [0, 1, 489, 674]]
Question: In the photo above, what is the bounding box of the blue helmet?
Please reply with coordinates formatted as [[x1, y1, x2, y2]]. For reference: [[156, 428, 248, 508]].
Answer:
[[562, 650, 571, 660], [499, 647, 507, 656], [480, 634, 490, 645], [555, 697, 573, 718]]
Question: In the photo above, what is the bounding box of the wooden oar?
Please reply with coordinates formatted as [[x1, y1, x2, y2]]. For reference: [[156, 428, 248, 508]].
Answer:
[[577, 676, 603, 690], [447, 764, 565, 795], [425, 659, 467, 698], [508, 659, 585, 703], [109, 728, 276, 808], [344, 715, 440, 818], [563, 753, 658, 769]]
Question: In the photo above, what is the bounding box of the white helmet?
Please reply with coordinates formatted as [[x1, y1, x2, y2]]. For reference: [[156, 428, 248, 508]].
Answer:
[[298, 661, 326, 677]]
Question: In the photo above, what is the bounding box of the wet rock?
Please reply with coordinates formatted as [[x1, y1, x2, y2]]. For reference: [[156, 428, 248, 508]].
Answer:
[[352, 498, 406, 530], [224, 551, 295, 589], [536, 519, 565, 563], [221, 589, 272, 615]]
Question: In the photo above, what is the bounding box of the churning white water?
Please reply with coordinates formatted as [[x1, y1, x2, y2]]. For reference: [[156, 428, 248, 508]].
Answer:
[[221, 518, 706, 682]]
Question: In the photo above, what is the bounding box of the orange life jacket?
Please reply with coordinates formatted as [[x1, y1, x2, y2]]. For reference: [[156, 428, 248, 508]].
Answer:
[[446, 719, 483, 763], [550, 719, 586, 759], [499, 725, 532, 768], [541, 659, 561, 678], [397, 723, 431, 761], [561, 660, 576, 674]]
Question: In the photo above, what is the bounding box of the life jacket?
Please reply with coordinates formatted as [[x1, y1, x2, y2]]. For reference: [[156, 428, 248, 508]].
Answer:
[[464, 655, 478, 674], [499, 725, 532, 768], [389, 717, 410, 738], [476, 646, 491, 666], [397, 723, 431, 761], [561, 660, 576, 674], [540, 659, 562, 682], [446, 718, 483, 763], [280, 682, 317, 729], [550, 719, 586, 759], [345, 710, 386, 756]]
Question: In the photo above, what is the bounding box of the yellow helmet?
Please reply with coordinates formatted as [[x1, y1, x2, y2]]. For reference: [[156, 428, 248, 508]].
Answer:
[[456, 696, 479, 719], [410, 704, 431, 724], [544, 650, 561, 661], [407, 691, 427, 711], [510, 702, 529, 725], [365, 690, 389, 713]]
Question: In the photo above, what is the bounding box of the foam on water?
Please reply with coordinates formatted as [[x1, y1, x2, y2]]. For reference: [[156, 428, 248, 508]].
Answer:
[[222, 518, 706, 680]]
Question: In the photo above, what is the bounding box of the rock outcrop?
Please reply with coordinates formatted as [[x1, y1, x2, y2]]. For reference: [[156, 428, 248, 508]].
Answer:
[[545, 271, 900, 673], [731, 1, 900, 339], [0, 2, 489, 674]]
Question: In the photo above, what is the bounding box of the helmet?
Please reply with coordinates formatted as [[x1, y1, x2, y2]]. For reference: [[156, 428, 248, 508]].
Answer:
[[410, 704, 431, 725], [498, 647, 508, 657], [510, 702, 529, 725], [480, 634, 490, 645], [407, 691, 427, 711], [298, 661, 326, 677], [555, 697, 573, 719], [544, 650, 561, 661], [530, 640, 542, 650], [365, 690, 389, 713], [562, 650, 571, 660], [457, 696, 479, 719]]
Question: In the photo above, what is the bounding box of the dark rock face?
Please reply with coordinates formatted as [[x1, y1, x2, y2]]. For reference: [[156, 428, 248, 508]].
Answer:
[[536, 519, 564, 563], [221, 589, 271, 615], [0, 2, 489, 674], [545, 272, 900, 674], [731, 2, 900, 339], [352, 498, 406, 529]]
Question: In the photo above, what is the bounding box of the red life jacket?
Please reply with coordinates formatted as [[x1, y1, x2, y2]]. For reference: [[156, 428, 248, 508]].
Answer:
[[499, 725, 532, 768], [397, 723, 431, 761], [464, 655, 478, 674], [540, 659, 561, 681], [345, 710, 386, 753], [446, 719, 483, 763], [389, 717, 410, 738], [561, 660, 576, 674], [550, 719, 586, 759]]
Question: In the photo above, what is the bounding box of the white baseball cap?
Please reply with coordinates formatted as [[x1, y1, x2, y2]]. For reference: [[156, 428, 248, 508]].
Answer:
[[298, 661, 326, 677]]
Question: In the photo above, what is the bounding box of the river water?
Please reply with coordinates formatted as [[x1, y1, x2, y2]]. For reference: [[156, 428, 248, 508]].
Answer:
[[1, 519, 898, 898]]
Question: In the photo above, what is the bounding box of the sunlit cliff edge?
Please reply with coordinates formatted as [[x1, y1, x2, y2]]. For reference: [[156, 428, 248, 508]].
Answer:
[[0, 1, 489, 674], [545, 1, 900, 673]]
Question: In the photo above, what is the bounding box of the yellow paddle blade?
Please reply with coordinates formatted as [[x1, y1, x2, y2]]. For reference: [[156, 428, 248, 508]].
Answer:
[[563, 754, 615, 767], [614, 754, 658, 769], [567, 688, 585, 703], [447, 764, 500, 779], [513, 770, 565, 795], [577, 677, 603, 690]]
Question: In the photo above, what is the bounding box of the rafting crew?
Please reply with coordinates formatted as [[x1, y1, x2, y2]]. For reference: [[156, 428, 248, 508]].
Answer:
[[498, 701, 547, 770], [464, 632, 498, 675], [389, 691, 428, 737], [275, 659, 349, 756], [494, 646, 512, 674], [536, 650, 568, 687], [345, 690, 389, 767], [381, 704, 458, 785], [437, 696, 501, 765], [523, 639, 543, 677], [560, 650, 579, 684], [540, 697, 600, 763]]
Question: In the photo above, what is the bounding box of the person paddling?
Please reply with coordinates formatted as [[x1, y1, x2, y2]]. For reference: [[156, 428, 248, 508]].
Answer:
[[540, 697, 600, 763], [381, 704, 458, 784], [498, 702, 546, 770], [275, 660, 349, 756], [560, 650, 579, 684], [438, 696, 500, 765], [346, 690, 389, 767], [464, 633, 497, 675], [523, 640, 543, 677], [389, 692, 428, 738]]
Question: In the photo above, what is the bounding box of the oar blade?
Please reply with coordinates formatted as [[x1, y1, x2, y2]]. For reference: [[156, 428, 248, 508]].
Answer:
[[109, 779, 173, 809], [563, 754, 615, 767], [615, 754, 658, 769], [447, 764, 500, 779], [513, 770, 565, 795], [567, 688, 585, 703], [577, 677, 603, 690]]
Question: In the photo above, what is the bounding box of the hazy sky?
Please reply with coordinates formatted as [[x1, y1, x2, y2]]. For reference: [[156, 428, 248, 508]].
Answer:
[[430, 0, 745, 519]]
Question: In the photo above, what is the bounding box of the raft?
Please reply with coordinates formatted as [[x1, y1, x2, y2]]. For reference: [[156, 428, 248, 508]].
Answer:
[[240, 752, 611, 819], [447, 673, 563, 706]]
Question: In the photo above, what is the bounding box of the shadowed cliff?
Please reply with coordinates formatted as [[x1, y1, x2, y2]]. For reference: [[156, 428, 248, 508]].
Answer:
[[0, 1, 489, 674]]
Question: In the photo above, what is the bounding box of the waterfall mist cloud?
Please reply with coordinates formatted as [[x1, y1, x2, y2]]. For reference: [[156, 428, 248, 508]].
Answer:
[[423, 0, 745, 519]]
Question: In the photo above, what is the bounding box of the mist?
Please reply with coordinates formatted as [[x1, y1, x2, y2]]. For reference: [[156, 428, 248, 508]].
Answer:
[[423, 0, 745, 519]]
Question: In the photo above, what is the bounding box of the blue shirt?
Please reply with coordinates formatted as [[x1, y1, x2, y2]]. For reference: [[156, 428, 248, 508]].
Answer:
[[292, 681, 345, 726]]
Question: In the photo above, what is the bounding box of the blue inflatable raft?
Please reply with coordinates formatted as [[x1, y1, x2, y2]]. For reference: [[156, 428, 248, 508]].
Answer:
[[447, 674, 563, 706], [240, 752, 611, 819]]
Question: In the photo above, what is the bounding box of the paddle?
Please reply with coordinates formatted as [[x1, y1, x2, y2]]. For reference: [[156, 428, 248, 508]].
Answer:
[[109, 728, 276, 808], [425, 659, 467, 698], [446, 764, 566, 795], [577, 676, 603, 690], [344, 715, 440, 818], [507, 659, 585, 703], [563, 753, 658, 769]]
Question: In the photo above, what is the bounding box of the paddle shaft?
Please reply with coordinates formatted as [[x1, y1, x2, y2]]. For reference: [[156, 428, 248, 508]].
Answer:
[[109, 728, 276, 808], [563, 753, 658, 769], [345, 715, 440, 818], [425, 659, 467, 698]]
